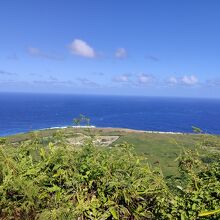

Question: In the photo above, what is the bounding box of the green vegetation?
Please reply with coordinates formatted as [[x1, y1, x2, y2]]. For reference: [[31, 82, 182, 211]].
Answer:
[[0, 127, 220, 219], [6, 127, 220, 176]]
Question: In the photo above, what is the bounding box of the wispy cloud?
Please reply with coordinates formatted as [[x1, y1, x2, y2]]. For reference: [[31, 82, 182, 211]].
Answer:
[[115, 48, 127, 59], [27, 47, 63, 60], [32, 79, 75, 86], [137, 74, 155, 85], [27, 47, 40, 56], [0, 79, 29, 87], [0, 78, 75, 88], [69, 39, 96, 58], [29, 72, 43, 77], [167, 76, 178, 85], [181, 75, 198, 86], [145, 55, 159, 62], [91, 72, 105, 76], [112, 74, 131, 83], [112, 73, 156, 86], [206, 78, 220, 87], [48, 76, 58, 81], [6, 53, 19, 60], [167, 75, 199, 86], [0, 70, 17, 76], [77, 78, 99, 87]]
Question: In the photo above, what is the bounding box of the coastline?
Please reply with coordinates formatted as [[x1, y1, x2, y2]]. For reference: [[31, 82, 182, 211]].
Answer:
[[0, 125, 187, 137], [39, 125, 185, 135]]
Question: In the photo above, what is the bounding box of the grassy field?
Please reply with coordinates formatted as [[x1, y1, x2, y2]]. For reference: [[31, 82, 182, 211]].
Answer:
[[4, 127, 220, 176]]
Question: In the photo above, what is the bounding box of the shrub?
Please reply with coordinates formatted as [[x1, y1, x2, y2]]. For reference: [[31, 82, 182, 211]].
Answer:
[[0, 135, 167, 219], [156, 148, 220, 219], [0, 131, 219, 219]]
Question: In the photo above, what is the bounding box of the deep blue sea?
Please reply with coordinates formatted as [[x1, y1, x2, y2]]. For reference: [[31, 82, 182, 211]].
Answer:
[[0, 93, 220, 136]]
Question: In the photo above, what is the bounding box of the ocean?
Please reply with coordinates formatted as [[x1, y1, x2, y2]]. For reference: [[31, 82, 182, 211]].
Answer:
[[0, 92, 220, 136]]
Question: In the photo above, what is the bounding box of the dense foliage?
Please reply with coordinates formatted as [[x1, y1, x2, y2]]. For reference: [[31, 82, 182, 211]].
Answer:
[[0, 131, 220, 219]]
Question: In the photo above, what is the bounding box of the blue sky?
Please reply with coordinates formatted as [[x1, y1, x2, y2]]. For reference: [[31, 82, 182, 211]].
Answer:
[[1, 0, 220, 97]]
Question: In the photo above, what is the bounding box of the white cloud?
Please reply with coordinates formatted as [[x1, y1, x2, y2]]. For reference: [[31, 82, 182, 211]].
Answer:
[[69, 39, 96, 58], [113, 75, 130, 83], [28, 47, 41, 56], [27, 47, 63, 60], [138, 74, 154, 84], [115, 48, 127, 58], [206, 78, 220, 86], [167, 76, 178, 84], [77, 78, 99, 87], [181, 75, 198, 86], [112, 73, 133, 83], [166, 75, 199, 86]]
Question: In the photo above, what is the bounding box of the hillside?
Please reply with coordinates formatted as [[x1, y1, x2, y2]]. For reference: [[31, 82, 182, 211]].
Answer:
[[5, 127, 220, 176], [1, 127, 220, 219]]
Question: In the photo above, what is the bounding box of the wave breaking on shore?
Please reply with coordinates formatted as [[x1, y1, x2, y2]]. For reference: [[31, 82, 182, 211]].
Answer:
[[39, 125, 184, 135]]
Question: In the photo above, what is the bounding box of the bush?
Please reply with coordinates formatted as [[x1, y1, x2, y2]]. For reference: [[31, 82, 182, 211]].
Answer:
[[0, 132, 219, 219], [0, 135, 167, 219], [157, 149, 220, 219]]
